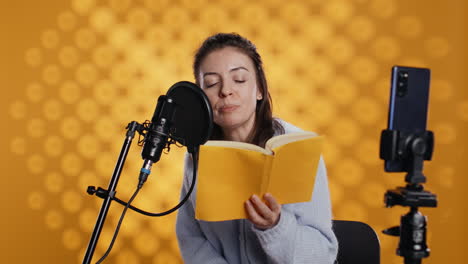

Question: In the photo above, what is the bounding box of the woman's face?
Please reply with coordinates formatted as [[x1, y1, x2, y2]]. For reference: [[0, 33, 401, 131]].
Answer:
[[198, 47, 262, 131]]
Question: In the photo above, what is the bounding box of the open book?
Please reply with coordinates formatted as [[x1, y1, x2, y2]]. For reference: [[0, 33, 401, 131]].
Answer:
[[195, 131, 323, 221]]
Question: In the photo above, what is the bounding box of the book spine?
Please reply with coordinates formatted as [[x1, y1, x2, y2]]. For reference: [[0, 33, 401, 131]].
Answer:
[[259, 155, 274, 196]]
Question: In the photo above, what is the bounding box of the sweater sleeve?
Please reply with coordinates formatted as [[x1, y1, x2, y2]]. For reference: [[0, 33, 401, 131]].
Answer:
[[252, 156, 338, 264], [175, 153, 229, 264]]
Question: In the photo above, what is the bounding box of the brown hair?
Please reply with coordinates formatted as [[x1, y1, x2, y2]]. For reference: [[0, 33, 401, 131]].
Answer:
[[193, 33, 284, 147]]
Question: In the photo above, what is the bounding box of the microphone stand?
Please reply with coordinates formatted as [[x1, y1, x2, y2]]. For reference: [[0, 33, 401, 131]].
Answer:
[[82, 121, 140, 264]]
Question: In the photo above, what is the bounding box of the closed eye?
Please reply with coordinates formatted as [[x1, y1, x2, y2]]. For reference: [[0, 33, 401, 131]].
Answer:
[[206, 82, 219, 88]]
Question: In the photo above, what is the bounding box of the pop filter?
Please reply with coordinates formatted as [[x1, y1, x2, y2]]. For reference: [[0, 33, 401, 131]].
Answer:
[[166, 81, 213, 152]]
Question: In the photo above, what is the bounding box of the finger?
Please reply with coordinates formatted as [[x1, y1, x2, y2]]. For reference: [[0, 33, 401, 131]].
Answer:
[[245, 200, 269, 227], [264, 193, 281, 213], [250, 194, 274, 220]]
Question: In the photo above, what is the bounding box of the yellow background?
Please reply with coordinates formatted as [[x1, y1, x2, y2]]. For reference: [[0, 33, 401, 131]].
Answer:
[[1, 0, 467, 263]]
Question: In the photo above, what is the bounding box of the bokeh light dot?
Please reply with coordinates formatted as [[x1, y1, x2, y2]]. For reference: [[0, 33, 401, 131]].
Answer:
[[323, 140, 341, 166], [325, 36, 355, 64], [93, 45, 117, 68], [24, 47, 42, 67], [333, 158, 364, 186], [42, 64, 62, 85], [77, 98, 100, 122], [133, 230, 160, 256], [44, 135, 64, 157], [71, 0, 96, 15], [27, 118, 46, 138], [59, 81, 81, 104], [60, 116, 82, 140], [323, 0, 354, 24], [28, 191, 45, 210], [326, 77, 357, 105], [372, 36, 400, 61], [356, 138, 380, 165], [58, 46, 80, 68], [457, 100, 468, 121], [370, 0, 396, 19], [127, 7, 152, 31], [351, 97, 381, 125], [41, 29, 60, 49], [116, 249, 140, 264], [75, 28, 97, 50], [77, 134, 101, 159], [45, 209, 64, 230], [62, 228, 82, 250], [328, 180, 344, 204], [348, 56, 378, 84], [95, 152, 116, 177], [152, 250, 181, 264], [94, 79, 118, 105], [76, 62, 99, 86], [359, 182, 386, 208], [434, 123, 457, 144], [94, 117, 121, 140], [303, 16, 333, 45], [10, 137, 26, 155], [79, 208, 97, 232], [89, 7, 116, 33], [434, 167, 455, 188], [336, 200, 368, 220], [9, 100, 27, 120], [431, 79, 453, 102], [61, 152, 83, 177], [329, 117, 361, 146], [78, 170, 101, 191], [62, 190, 83, 213], [108, 24, 134, 50], [43, 99, 63, 121], [149, 215, 175, 239], [26, 82, 44, 102], [346, 16, 375, 43], [109, 0, 132, 13], [57, 11, 77, 31], [425, 37, 450, 58], [304, 57, 334, 85], [397, 16, 423, 38], [45, 171, 64, 193]]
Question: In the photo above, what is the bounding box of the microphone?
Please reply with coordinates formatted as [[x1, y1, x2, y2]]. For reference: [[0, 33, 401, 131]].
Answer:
[[137, 81, 213, 188], [138, 95, 175, 187]]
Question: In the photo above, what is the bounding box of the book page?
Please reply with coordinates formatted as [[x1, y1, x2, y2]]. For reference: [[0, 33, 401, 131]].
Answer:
[[265, 131, 317, 151], [266, 136, 323, 204], [196, 145, 267, 221], [205, 140, 272, 155]]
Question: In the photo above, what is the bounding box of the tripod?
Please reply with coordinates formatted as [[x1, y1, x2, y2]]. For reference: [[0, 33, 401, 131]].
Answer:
[[380, 129, 438, 264]]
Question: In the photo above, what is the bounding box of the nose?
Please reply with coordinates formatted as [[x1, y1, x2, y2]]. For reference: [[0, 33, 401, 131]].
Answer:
[[219, 82, 233, 98]]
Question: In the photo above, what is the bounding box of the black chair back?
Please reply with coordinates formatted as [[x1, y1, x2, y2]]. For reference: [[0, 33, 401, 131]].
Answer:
[[333, 220, 380, 264]]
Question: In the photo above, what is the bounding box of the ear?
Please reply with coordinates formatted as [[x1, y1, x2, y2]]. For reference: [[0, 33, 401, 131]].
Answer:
[[256, 89, 263, 100]]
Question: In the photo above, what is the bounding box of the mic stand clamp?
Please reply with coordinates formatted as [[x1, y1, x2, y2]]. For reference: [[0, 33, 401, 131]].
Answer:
[[380, 129, 438, 264]]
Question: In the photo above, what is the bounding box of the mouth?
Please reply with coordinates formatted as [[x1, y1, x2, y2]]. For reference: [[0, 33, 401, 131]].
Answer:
[[219, 105, 239, 113]]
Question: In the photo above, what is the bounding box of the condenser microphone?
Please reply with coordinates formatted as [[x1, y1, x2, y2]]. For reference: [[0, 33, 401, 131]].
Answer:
[[138, 81, 213, 187]]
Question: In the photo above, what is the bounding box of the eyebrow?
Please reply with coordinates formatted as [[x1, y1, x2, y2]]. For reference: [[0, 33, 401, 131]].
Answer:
[[202, 66, 249, 78]]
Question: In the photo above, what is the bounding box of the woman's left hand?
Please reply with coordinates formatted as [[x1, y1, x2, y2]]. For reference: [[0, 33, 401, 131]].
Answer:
[[245, 193, 282, 230]]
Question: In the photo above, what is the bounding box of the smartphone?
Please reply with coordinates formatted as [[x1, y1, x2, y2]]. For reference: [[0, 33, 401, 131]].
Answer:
[[385, 66, 431, 172]]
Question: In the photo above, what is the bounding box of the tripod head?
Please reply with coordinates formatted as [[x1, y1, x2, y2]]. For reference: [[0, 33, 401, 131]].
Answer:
[[380, 129, 437, 264]]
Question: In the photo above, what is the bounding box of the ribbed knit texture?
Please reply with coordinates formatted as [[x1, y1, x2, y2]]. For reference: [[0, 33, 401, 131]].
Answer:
[[176, 119, 338, 264]]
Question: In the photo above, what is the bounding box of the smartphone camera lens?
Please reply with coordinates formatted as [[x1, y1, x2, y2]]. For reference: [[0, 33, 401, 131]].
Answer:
[[397, 71, 408, 97]]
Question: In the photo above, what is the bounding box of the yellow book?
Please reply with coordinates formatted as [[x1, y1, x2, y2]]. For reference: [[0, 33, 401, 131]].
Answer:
[[195, 131, 323, 221]]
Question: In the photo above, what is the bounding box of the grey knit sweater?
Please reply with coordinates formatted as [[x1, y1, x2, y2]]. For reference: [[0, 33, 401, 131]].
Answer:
[[176, 119, 338, 264]]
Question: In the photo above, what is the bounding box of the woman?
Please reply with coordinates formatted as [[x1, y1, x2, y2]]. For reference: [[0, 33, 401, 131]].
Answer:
[[176, 33, 338, 264]]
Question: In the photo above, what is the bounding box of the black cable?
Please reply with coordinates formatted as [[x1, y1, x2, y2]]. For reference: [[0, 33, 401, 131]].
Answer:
[[110, 149, 199, 217], [95, 185, 141, 264], [92, 148, 199, 263]]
